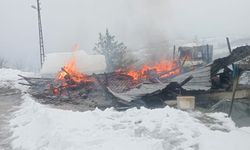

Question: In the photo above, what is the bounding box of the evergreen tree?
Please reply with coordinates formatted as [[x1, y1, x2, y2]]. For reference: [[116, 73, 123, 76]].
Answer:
[[94, 29, 136, 72]]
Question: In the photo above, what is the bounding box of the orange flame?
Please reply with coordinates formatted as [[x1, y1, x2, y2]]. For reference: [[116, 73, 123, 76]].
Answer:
[[56, 57, 92, 83], [123, 60, 180, 80]]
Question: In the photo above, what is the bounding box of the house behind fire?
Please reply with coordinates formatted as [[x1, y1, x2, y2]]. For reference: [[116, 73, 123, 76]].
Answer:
[[178, 45, 213, 71], [41, 51, 106, 76]]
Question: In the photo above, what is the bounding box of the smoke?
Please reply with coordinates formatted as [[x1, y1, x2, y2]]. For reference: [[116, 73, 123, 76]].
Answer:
[[1, 0, 250, 71], [122, 0, 172, 48], [42, 0, 172, 51]]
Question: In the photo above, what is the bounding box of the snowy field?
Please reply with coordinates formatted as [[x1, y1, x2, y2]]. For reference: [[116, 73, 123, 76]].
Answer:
[[1, 68, 250, 150]]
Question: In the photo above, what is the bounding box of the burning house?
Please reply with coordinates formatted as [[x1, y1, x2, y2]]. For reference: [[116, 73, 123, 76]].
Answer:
[[19, 45, 250, 111]]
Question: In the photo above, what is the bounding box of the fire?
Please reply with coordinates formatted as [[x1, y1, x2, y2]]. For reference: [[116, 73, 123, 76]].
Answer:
[[123, 60, 181, 81], [55, 44, 180, 89], [56, 57, 92, 84]]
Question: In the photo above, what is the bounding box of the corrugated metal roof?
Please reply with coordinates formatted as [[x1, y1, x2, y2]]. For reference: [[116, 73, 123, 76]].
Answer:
[[109, 82, 170, 102], [171, 66, 211, 91], [110, 66, 212, 102]]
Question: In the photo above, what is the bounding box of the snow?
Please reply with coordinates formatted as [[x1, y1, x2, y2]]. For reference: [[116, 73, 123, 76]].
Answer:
[[0, 68, 35, 91], [199, 127, 250, 150], [182, 42, 198, 47], [240, 71, 250, 85], [1, 68, 250, 150], [9, 94, 250, 150]]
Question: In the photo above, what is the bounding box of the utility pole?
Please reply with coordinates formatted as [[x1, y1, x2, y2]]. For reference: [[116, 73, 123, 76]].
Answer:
[[32, 0, 45, 67]]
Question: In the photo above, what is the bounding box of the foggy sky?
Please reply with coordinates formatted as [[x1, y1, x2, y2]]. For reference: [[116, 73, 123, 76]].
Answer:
[[1, 0, 250, 71]]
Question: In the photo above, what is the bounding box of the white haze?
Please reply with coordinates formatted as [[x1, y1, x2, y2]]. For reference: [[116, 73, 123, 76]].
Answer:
[[0, 0, 250, 70]]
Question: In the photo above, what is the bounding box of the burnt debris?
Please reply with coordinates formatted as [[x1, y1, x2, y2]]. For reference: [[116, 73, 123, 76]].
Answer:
[[19, 46, 250, 110]]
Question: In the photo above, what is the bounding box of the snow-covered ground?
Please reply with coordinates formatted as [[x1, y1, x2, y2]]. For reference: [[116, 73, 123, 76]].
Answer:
[[1, 68, 250, 150], [9, 96, 250, 150], [0, 68, 35, 91]]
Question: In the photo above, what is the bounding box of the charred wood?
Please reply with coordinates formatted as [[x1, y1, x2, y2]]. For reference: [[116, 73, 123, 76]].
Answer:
[[141, 76, 193, 108], [211, 46, 250, 77]]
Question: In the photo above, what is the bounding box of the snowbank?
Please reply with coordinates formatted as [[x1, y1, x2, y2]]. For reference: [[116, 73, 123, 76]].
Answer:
[[10, 94, 250, 150], [0, 68, 35, 91], [41, 51, 106, 75]]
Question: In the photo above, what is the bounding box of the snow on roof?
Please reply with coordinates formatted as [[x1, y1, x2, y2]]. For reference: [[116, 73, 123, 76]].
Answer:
[[181, 42, 198, 47], [41, 50, 106, 75]]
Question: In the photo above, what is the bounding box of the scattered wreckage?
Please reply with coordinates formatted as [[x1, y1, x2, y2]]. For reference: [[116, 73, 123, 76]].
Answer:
[[19, 45, 250, 110]]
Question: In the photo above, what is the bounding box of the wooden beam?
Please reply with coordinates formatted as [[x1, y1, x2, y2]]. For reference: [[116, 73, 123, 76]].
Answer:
[[228, 75, 240, 117], [226, 37, 232, 54]]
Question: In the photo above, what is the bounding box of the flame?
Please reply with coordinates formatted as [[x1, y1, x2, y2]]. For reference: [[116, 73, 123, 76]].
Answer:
[[56, 57, 92, 84], [123, 60, 181, 81]]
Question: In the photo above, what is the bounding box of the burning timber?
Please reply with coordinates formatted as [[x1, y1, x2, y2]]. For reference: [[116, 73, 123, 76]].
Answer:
[[19, 46, 250, 110]]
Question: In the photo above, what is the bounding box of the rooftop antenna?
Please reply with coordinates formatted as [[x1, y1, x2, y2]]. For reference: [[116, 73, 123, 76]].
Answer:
[[31, 0, 45, 68]]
